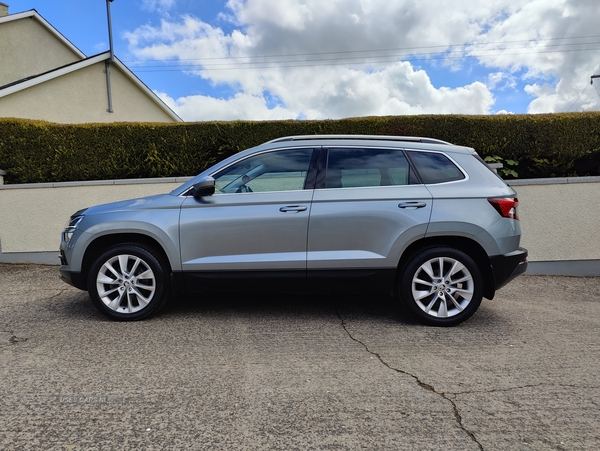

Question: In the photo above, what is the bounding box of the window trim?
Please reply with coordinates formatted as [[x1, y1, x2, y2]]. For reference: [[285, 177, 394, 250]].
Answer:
[[209, 146, 321, 194], [405, 149, 469, 185], [316, 146, 422, 189]]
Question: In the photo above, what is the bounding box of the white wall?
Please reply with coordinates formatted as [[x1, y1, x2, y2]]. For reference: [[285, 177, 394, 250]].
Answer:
[[0, 179, 187, 255], [511, 179, 600, 261], [1, 177, 599, 272]]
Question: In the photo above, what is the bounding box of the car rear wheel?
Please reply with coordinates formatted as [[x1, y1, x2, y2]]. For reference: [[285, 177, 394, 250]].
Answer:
[[87, 244, 170, 321], [400, 247, 483, 326]]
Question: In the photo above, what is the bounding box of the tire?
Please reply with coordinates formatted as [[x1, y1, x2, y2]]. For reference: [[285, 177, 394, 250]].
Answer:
[[400, 247, 483, 326], [87, 244, 170, 321]]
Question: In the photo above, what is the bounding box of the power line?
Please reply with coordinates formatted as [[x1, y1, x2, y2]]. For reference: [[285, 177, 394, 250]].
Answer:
[[131, 46, 600, 72], [567, 83, 590, 112], [123, 34, 600, 64], [132, 41, 600, 68]]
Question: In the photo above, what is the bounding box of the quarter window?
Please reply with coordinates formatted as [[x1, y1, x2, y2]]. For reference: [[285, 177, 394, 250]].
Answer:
[[213, 148, 313, 194], [407, 151, 465, 184], [325, 148, 414, 188]]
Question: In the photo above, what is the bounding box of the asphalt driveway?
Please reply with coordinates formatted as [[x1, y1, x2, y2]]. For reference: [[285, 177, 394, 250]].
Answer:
[[1, 264, 599, 450]]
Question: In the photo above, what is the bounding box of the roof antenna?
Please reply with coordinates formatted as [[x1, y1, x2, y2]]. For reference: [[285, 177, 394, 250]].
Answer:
[[105, 0, 115, 113]]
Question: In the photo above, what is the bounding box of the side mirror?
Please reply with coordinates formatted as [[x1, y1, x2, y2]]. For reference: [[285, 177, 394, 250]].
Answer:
[[191, 176, 215, 199]]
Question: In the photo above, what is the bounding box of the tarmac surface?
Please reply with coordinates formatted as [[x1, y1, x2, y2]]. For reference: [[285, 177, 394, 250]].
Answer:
[[0, 263, 599, 450]]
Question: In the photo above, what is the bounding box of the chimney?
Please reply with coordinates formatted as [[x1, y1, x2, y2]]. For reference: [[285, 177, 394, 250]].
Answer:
[[0, 3, 8, 17]]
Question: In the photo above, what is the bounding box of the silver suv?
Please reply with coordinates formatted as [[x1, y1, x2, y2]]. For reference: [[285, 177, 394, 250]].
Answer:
[[59, 135, 527, 326]]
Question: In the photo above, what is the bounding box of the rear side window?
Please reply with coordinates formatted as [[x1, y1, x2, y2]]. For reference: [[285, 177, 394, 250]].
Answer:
[[325, 148, 416, 188], [407, 151, 465, 184]]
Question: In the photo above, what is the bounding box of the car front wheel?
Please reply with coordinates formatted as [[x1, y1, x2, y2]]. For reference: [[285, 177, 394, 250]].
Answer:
[[400, 247, 483, 326], [87, 244, 170, 321]]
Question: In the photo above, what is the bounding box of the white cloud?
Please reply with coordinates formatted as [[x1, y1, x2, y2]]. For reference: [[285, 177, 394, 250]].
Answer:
[[156, 91, 297, 121], [487, 72, 517, 91], [126, 0, 600, 120], [94, 42, 107, 52], [466, 0, 600, 112], [228, 0, 313, 31], [155, 62, 494, 121], [141, 0, 176, 13]]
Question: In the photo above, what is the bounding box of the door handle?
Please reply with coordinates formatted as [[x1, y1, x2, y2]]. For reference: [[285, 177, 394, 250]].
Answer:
[[398, 202, 427, 209], [279, 205, 308, 213]]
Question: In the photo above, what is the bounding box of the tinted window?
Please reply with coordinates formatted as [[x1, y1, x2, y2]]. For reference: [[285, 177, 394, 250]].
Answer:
[[214, 149, 313, 193], [407, 151, 464, 184], [325, 148, 413, 188]]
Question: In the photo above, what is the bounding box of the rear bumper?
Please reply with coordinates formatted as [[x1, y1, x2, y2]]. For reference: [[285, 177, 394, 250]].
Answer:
[[490, 247, 528, 290]]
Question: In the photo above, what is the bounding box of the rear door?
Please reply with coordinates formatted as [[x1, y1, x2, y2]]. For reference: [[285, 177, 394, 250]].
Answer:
[[307, 147, 432, 274]]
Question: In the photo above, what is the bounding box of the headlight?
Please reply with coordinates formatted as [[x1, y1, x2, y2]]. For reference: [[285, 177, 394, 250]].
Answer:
[[62, 209, 87, 242]]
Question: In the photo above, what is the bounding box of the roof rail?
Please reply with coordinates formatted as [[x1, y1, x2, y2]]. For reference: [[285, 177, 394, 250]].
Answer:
[[268, 135, 451, 145]]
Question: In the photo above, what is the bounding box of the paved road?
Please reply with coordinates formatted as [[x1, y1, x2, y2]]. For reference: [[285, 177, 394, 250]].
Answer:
[[0, 264, 599, 450]]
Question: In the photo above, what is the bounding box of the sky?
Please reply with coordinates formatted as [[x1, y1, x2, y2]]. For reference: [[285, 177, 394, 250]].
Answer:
[[6, 0, 600, 121]]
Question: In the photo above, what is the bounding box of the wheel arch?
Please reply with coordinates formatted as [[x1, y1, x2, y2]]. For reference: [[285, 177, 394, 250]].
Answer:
[[81, 233, 173, 291], [397, 236, 495, 300]]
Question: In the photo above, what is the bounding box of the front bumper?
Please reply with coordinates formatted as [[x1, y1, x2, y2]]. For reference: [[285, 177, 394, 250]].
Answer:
[[59, 233, 87, 290], [490, 247, 528, 290], [59, 267, 87, 290]]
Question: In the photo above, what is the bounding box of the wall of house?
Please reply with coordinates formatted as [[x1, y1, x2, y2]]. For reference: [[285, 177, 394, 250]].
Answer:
[[0, 16, 81, 86], [0, 62, 176, 123], [1, 177, 599, 273]]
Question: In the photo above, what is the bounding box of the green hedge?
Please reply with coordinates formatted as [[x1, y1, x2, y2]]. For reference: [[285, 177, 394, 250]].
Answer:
[[1, 113, 600, 184]]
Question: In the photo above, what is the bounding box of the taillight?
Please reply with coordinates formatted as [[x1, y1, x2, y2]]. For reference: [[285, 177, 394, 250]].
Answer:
[[488, 197, 519, 220]]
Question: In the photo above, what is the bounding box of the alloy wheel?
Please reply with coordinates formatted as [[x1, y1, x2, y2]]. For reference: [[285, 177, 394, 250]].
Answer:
[[410, 256, 474, 319]]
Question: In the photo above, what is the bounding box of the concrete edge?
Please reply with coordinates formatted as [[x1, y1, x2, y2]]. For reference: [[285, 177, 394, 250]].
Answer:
[[1, 252, 599, 277], [508, 176, 600, 186], [526, 260, 600, 277], [0, 251, 59, 265], [0, 176, 194, 190]]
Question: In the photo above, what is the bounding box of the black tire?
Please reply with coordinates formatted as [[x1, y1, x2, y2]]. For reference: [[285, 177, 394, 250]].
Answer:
[[87, 244, 170, 321], [400, 247, 483, 326]]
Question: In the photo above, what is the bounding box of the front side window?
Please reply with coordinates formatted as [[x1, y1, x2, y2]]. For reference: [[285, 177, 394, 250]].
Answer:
[[213, 148, 313, 194], [325, 148, 414, 188]]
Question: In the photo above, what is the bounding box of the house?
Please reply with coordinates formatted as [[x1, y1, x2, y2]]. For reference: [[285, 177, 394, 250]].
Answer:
[[0, 4, 182, 123]]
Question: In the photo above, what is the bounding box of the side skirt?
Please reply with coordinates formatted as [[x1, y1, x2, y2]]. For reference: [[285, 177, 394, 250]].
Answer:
[[177, 268, 397, 294]]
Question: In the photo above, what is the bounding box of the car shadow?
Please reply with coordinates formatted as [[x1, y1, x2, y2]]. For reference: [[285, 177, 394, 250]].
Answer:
[[158, 290, 420, 325], [57, 289, 503, 329]]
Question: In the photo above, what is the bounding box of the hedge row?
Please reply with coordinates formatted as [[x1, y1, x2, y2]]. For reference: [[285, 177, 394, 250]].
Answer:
[[1, 113, 600, 184]]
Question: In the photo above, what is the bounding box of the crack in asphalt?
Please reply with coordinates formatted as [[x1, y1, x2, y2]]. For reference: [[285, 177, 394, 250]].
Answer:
[[1, 289, 72, 347], [336, 310, 484, 451], [47, 288, 71, 299], [1, 288, 71, 298], [1, 330, 28, 346], [0, 288, 68, 345], [448, 384, 545, 396]]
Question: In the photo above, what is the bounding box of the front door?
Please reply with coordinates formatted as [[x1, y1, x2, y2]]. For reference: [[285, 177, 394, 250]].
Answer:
[[179, 148, 316, 288]]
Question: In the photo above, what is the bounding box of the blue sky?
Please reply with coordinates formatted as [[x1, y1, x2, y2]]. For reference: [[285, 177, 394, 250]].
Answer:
[[6, 0, 600, 121]]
